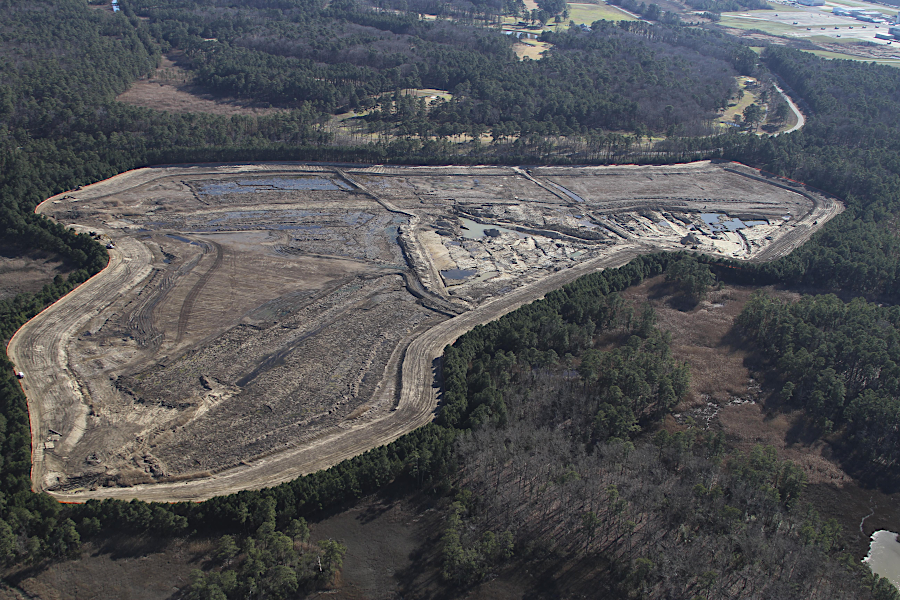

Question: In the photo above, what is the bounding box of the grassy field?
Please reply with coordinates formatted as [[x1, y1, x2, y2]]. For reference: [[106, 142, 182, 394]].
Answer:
[[714, 76, 800, 134], [513, 39, 553, 60], [566, 2, 638, 24], [718, 76, 759, 128], [806, 49, 900, 66], [719, 15, 798, 35], [504, 1, 638, 29], [806, 35, 857, 44]]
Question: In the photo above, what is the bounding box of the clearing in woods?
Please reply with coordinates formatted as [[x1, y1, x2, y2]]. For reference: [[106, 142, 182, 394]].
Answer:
[[7, 160, 842, 502], [116, 53, 285, 116]]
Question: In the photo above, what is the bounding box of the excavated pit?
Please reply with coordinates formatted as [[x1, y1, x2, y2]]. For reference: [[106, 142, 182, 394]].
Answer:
[[9, 161, 841, 498]]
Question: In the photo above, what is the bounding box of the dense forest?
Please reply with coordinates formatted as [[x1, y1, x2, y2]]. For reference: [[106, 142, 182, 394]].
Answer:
[[2, 0, 900, 595], [737, 293, 900, 480], [135, 0, 743, 137]]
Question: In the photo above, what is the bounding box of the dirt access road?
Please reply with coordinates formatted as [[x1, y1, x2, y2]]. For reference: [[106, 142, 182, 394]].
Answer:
[[7, 161, 842, 502]]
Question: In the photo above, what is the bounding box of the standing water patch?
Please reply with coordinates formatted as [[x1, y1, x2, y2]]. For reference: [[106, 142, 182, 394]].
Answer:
[[441, 269, 477, 280], [459, 217, 521, 240], [865, 531, 900, 589]]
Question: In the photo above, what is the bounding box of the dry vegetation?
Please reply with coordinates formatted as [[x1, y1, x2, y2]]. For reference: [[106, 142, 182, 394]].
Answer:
[[116, 53, 285, 116], [0, 247, 69, 301], [623, 276, 900, 559]]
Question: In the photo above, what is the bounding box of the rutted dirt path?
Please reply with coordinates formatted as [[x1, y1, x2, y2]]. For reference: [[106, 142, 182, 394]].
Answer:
[[7, 238, 154, 493]]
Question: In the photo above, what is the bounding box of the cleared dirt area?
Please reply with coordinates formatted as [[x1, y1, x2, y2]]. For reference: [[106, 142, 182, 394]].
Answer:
[[7, 161, 841, 502], [513, 39, 552, 60]]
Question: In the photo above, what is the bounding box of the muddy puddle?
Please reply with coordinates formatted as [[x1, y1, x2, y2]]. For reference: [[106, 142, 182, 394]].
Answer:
[[441, 269, 476, 280], [459, 217, 521, 239]]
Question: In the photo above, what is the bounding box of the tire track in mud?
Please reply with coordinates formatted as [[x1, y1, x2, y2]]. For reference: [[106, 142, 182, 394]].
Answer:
[[7, 238, 154, 493], [175, 240, 223, 344]]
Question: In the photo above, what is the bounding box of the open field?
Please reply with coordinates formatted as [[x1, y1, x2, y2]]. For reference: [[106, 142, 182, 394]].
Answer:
[[7, 161, 841, 501], [505, 0, 637, 32], [806, 48, 900, 64], [717, 76, 760, 129], [0, 247, 70, 301], [513, 39, 552, 60], [566, 2, 639, 23], [719, 3, 900, 65], [116, 53, 285, 116]]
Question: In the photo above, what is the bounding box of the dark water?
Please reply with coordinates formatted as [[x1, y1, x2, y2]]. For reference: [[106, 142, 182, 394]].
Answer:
[[441, 269, 477, 280], [165, 234, 199, 245]]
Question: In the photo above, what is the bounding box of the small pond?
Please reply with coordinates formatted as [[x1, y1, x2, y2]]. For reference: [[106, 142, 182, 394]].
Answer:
[[165, 234, 199, 246], [701, 213, 768, 232], [865, 530, 900, 589], [441, 269, 477, 280], [459, 217, 522, 240]]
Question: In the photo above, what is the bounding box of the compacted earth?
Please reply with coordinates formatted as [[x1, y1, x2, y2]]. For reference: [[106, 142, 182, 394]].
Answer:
[[7, 161, 841, 501]]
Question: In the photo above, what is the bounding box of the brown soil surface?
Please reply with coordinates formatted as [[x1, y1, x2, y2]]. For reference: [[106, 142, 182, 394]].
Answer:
[[8, 161, 840, 502], [11, 276, 898, 596], [116, 53, 284, 116], [0, 247, 70, 301]]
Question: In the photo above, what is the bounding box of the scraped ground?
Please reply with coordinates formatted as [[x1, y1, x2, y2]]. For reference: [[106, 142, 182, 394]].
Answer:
[[7, 161, 841, 501]]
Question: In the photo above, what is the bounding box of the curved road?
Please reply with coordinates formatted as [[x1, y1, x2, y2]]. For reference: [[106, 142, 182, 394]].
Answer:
[[773, 83, 805, 136], [7, 238, 154, 494]]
